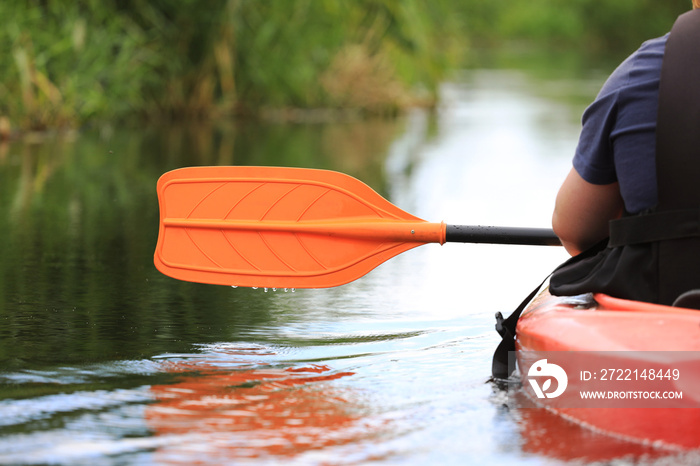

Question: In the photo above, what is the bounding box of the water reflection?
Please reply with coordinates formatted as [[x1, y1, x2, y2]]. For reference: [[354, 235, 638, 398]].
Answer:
[[0, 118, 405, 371], [2, 70, 698, 464], [147, 344, 359, 462], [509, 391, 667, 463]]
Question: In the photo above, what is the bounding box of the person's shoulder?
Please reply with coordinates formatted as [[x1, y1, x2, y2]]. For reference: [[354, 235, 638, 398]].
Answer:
[[620, 34, 667, 72], [636, 33, 668, 55], [597, 34, 668, 97]]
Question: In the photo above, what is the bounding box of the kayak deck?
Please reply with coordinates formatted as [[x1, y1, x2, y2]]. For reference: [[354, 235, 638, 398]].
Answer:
[[515, 288, 700, 450]]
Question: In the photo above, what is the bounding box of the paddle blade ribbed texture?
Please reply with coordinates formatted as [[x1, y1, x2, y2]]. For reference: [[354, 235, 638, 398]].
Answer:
[[154, 166, 432, 288]]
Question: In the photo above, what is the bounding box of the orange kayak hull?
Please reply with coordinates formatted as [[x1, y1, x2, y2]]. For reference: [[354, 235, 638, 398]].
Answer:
[[515, 289, 700, 451]]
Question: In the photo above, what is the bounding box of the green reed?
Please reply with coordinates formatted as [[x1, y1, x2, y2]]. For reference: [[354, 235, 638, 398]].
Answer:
[[0, 0, 691, 132], [0, 0, 462, 131]]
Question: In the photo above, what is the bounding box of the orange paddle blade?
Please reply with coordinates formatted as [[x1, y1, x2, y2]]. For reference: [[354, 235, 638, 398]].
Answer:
[[154, 166, 445, 288]]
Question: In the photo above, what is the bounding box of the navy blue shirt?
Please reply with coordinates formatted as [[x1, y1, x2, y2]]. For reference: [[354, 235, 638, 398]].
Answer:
[[573, 34, 668, 214]]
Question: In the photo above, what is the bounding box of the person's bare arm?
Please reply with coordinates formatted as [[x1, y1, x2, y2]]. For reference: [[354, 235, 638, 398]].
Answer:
[[552, 167, 624, 256]]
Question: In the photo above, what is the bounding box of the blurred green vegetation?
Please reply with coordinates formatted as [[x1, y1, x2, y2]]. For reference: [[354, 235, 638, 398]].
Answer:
[[460, 0, 689, 52], [0, 0, 461, 131], [0, 0, 691, 132]]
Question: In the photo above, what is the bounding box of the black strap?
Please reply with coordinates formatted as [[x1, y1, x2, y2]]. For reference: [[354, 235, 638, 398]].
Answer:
[[656, 9, 700, 210], [491, 276, 548, 379], [493, 237, 612, 378], [609, 208, 700, 247]]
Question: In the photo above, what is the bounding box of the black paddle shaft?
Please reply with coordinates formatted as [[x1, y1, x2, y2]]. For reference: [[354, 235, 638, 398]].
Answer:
[[445, 224, 561, 246]]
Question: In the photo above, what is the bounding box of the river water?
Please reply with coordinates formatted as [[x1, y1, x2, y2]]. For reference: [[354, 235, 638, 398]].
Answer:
[[1, 70, 697, 465]]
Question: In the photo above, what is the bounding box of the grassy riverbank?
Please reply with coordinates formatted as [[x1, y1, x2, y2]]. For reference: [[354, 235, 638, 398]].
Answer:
[[0, 0, 690, 133]]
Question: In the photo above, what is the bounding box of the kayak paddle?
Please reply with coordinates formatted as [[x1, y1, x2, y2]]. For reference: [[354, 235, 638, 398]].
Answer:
[[154, 166, 561, 288]]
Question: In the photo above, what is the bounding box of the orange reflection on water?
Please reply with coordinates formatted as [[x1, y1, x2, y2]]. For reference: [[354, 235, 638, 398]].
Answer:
[[146, 348, 359, 462], [513, 392, 672, 463]]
